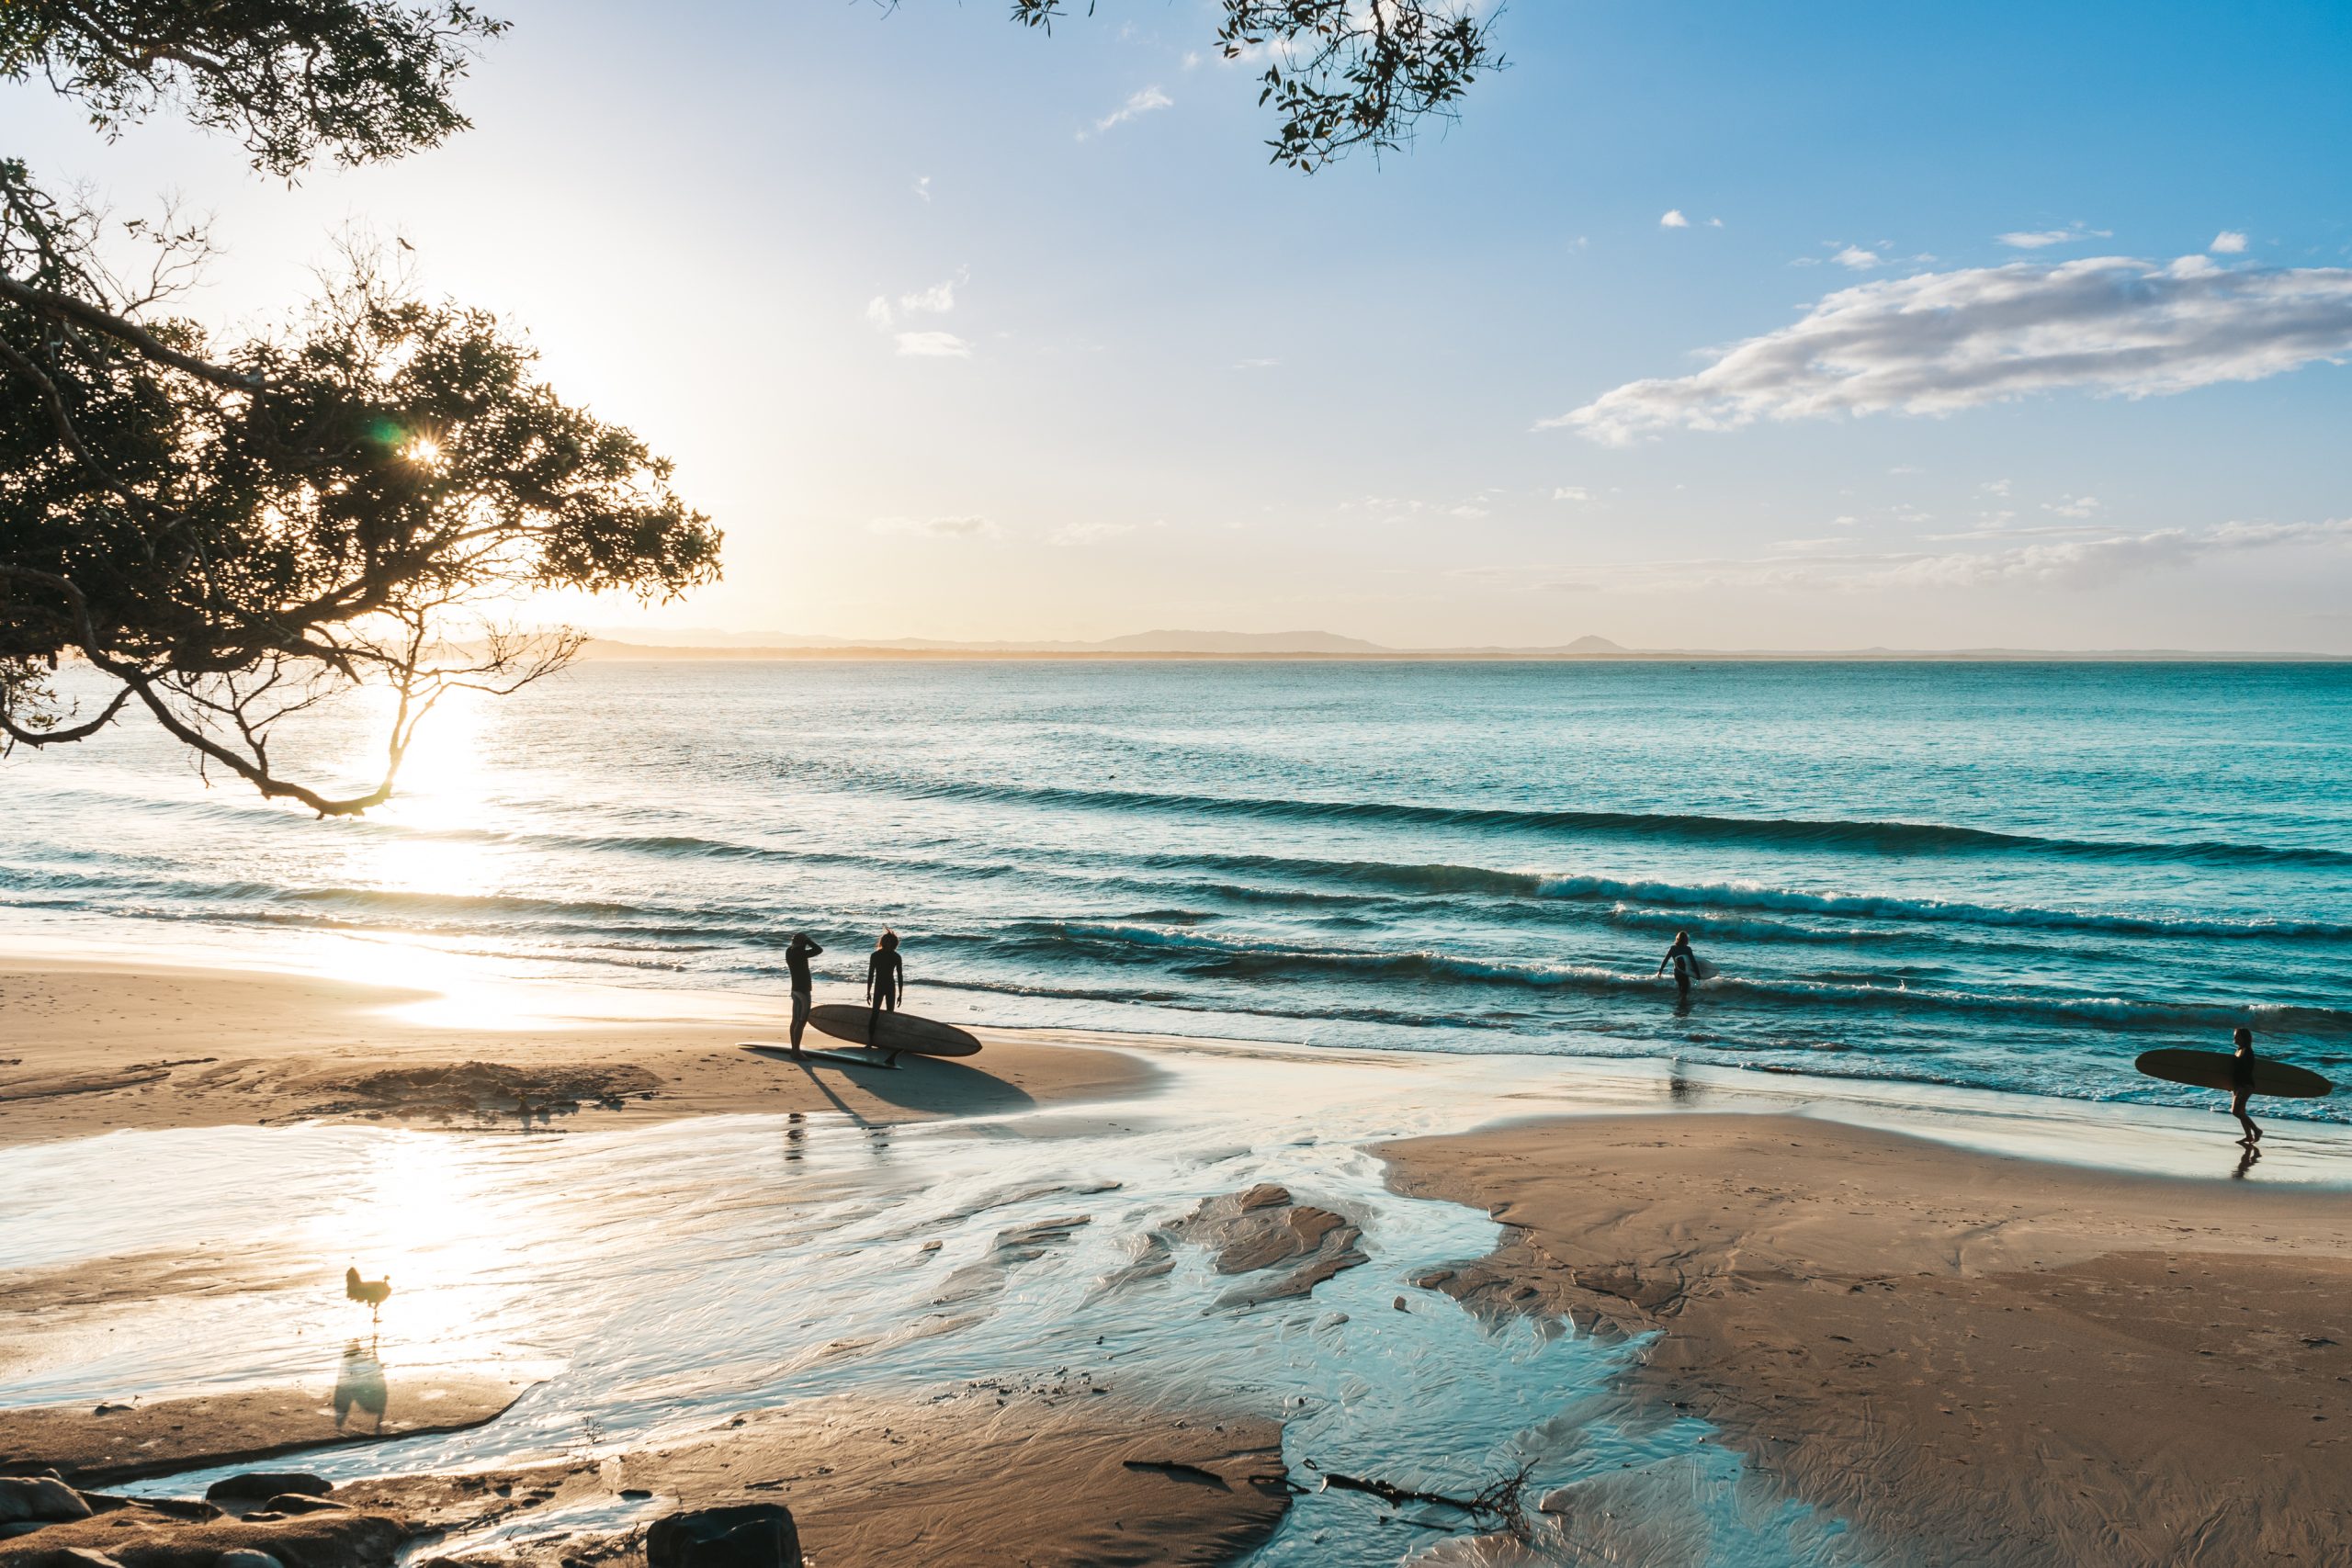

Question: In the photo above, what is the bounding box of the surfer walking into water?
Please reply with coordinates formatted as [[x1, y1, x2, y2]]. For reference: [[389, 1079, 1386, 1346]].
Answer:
[[2230, 1026, 2263, 1147], [1657, 930, 1702, 998], [785, 932, 824, 1057], [866, 930, 905, 1021]]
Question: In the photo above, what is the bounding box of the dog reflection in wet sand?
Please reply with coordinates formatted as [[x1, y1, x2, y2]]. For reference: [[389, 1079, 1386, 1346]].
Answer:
[[334, 1341, 390, 1432]]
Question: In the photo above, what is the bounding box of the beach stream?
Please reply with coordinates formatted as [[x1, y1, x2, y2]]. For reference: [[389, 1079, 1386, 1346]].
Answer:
[[2, 1047, 1869, 1567]]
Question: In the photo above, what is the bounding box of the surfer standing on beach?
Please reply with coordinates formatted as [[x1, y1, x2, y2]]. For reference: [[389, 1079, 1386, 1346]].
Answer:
[[2230, 1025, 2263, 1147], [1657, 930, 1702, 998], [866, 930, 905, 1017], [785, 932, 824, 1056]]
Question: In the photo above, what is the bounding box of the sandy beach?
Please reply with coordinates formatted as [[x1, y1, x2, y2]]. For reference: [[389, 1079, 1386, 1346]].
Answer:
[[1384, 1114, 2352, 1565], [0, 954, 1159, 1146], [6, 950, 2351, 1567]]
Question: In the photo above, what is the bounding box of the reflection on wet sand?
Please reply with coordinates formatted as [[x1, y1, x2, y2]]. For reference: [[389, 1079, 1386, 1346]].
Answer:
[[334, 1341, 389, 1434]]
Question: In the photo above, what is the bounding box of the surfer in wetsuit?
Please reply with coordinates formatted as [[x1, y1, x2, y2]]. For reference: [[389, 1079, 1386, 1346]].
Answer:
[[866, 930, 905, 1019], [1657, 931, 1701, 998], [785, 932, 824, 1056], [2230, 1025, 2262, 1146]]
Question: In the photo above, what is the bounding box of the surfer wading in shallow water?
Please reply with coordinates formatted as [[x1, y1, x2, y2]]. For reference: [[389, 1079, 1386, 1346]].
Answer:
[[2231, 1025, 2264, 1147], [1657, 930, 1702, 999], [785, 932, 824, 1057], [866, 930, 905, 1023]]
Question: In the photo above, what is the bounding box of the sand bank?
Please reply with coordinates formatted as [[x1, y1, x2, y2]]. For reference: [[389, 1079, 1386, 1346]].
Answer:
[[0, 1393, 1283, 1568], [1382, 1113, 2352, 1566], [0, 955, 1159, 1146]]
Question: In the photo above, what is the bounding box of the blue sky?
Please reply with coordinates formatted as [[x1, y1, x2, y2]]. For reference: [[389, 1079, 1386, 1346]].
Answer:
[[10, 0, 2352, 649]]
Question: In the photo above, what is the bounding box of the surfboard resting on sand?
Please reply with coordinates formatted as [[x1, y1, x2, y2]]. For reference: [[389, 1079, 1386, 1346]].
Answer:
[[741, 1006, 982, 1069]]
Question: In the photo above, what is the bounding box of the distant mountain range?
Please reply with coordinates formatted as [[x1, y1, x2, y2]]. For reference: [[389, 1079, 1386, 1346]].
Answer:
[[573, 629, 2342, 661]]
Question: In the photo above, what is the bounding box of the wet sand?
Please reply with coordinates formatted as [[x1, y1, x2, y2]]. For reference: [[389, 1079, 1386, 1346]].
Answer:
[[10, 951, 2352, 1564], [1382, 1113, 2352, 1567], [0, 956, 1159, 1146], [1, 1395, 1286, 1568]]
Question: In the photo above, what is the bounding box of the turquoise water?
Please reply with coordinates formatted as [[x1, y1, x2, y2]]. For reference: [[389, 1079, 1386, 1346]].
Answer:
[[5, 660, 2347, 1120]]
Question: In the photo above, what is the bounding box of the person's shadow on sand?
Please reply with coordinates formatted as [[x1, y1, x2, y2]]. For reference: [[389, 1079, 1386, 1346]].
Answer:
[[742, 1048, 1036, 1119], [333, 1340, 389, 1432]]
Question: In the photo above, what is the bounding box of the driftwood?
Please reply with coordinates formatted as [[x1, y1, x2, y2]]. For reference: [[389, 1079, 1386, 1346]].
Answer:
[[1308, 1458, 1538, 1533]]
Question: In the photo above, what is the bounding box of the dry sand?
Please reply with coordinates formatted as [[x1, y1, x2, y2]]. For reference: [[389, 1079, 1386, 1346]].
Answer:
[[0, 956, 1159, 1146], [1382, 1112, 2352, 1567]]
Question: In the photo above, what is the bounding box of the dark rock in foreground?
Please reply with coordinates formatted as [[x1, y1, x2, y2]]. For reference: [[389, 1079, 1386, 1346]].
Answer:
[[0, 1480, 91, 1526], [203, 1477, 331, 1507], [647, 1505, 802, 1568]]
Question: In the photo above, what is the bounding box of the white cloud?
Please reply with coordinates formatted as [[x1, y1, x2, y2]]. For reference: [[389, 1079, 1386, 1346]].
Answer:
[[865, 274, 960, 335], [1552, 486, 1591, 502], [871, 514, 998, 539], [2046, 494, 2102, 518], [1831, 245, 1883, 270], [1707, 217, 1724, 229], [1659, 209, 1690, 229], [894, 331, 972, 358], [1547, 255, 2352, 444], [898, 279, 956, 314], [1982, 478, 2013, 497], [2211, 230, 2249, 254], [1453, 518, 2350, 596], [1233, 356, 1281, 369], [913, 175, 932, 203], [1998, 223, 2111, 249], [1088, 85, 1173, 137]]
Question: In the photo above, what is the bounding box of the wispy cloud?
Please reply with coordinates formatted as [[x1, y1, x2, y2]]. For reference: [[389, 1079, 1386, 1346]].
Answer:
[[893, 330, 973, 358], [1997, 222, 2111, 249], [1233, 356, 1281, 370], [871, 514, 997, 539], [1086, 85, 1172, 138], [866, 273, 968, 355], [913, 175, 932, 203], [2211, 230, 2249, 254], [1831, 245, 1883, 270], [1547, 255, 2352, 444], [1659, 209, 1690, 229], [1551, 486, 1591, 502], [1453, 519, 2351, 595], [2045, 494, 2102, 519]]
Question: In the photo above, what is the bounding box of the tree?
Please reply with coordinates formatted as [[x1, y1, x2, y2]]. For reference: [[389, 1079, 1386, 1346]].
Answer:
[[2, 2, 720, 815], [1009, 0, 1504, 172], [3, 1, 1496, 816]]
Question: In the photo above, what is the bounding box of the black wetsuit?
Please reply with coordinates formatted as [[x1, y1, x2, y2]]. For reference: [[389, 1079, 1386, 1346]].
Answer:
[[2232, 1050, 2256, 1092], [786, 940, 821, 991], [867, 949, 904, 1010]]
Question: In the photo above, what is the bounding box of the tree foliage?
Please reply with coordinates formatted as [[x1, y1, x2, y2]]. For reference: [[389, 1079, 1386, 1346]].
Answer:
[[2, 2, 718, 814], [1008, 0, 1504, 170]]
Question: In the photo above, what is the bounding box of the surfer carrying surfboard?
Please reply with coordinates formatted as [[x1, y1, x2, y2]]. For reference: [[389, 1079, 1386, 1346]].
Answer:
[[866, 930, 906, 1017], [1657, 931, 1702, 998], [2229, 1026, 2263, 1147]]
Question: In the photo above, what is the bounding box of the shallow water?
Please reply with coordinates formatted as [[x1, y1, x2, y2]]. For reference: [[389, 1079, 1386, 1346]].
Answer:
[[6, 660, 2347, 1122], [3, 1049, 1874, 1566]]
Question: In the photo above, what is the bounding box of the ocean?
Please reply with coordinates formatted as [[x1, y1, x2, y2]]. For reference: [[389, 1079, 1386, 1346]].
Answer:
[[6, 659, 2347, 1122]]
